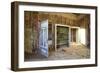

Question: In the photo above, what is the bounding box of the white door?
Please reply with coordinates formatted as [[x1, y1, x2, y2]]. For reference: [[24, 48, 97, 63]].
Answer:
[[39, 20, 48, 57]]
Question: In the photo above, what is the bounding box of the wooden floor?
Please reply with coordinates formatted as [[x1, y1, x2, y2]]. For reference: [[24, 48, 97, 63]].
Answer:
[[24, 43, 90, 61]]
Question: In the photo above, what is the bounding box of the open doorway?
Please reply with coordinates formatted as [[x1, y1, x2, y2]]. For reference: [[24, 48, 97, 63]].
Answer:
[[55, 24, 70, 50], [71, 28, 78, 43]]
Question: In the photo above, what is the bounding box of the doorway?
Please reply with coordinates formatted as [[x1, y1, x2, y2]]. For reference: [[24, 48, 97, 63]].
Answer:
[[71, 28, 78, 43], [55, 24, 70, 50]]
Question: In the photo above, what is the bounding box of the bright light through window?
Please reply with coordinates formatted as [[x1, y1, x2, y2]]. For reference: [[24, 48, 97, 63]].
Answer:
[[78, 28, 86, 45]]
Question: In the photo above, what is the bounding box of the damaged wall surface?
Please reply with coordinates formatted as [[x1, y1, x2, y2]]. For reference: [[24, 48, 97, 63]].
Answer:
[[24, 11, 90, 54]]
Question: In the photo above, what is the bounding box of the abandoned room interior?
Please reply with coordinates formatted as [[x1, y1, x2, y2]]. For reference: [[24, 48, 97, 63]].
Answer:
[[24, 11, 90, 61]]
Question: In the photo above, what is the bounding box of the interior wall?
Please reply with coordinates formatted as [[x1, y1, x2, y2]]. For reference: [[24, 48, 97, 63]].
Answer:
[[39, 13, 79, 27], [78, 15, 90, 47], [24, 11, 32, 53], [24, 11, 40, 53]]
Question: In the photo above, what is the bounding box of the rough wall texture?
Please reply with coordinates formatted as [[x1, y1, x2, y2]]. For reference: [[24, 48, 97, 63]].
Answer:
[[24, 11, 32, 53], [24, 11, 40, 53], [24, 12, 90, 53]]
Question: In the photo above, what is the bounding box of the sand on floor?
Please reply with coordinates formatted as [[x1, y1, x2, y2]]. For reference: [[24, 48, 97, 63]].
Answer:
[[25, 43, 90, 61], [48, 43, 90, 60]]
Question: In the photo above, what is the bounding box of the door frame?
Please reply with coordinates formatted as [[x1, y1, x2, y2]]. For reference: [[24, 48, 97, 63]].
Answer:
[[55, 24, 70, 51], [55, 24, 80, 51], [70, 27, 80, 44]]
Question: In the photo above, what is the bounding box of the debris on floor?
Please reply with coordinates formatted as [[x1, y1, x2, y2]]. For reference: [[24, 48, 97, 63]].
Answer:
[[25, 43, 90, 61]]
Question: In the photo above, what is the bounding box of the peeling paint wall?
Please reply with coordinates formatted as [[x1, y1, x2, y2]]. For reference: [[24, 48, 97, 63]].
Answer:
[[24, 12, 90, 53], [24, 11, 40, 53]]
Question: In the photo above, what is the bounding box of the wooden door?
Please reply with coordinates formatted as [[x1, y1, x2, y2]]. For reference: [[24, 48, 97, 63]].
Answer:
[[39, 20, 48, 57]]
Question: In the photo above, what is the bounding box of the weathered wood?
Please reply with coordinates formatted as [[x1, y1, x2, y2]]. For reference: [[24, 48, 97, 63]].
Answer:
[[24, 12, 90, 52]]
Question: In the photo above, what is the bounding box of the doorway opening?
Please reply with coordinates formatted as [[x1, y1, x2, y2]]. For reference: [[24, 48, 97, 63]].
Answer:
[[71, 28, 78, 43], [55, 24, 70, 50]]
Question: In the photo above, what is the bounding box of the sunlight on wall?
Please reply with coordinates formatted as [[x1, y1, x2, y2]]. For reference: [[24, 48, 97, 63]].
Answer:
[[78, 28, 86, 45]]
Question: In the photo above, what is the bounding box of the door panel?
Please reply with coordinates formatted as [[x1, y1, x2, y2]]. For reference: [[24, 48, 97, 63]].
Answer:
[[39, 20, 48, 57]]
